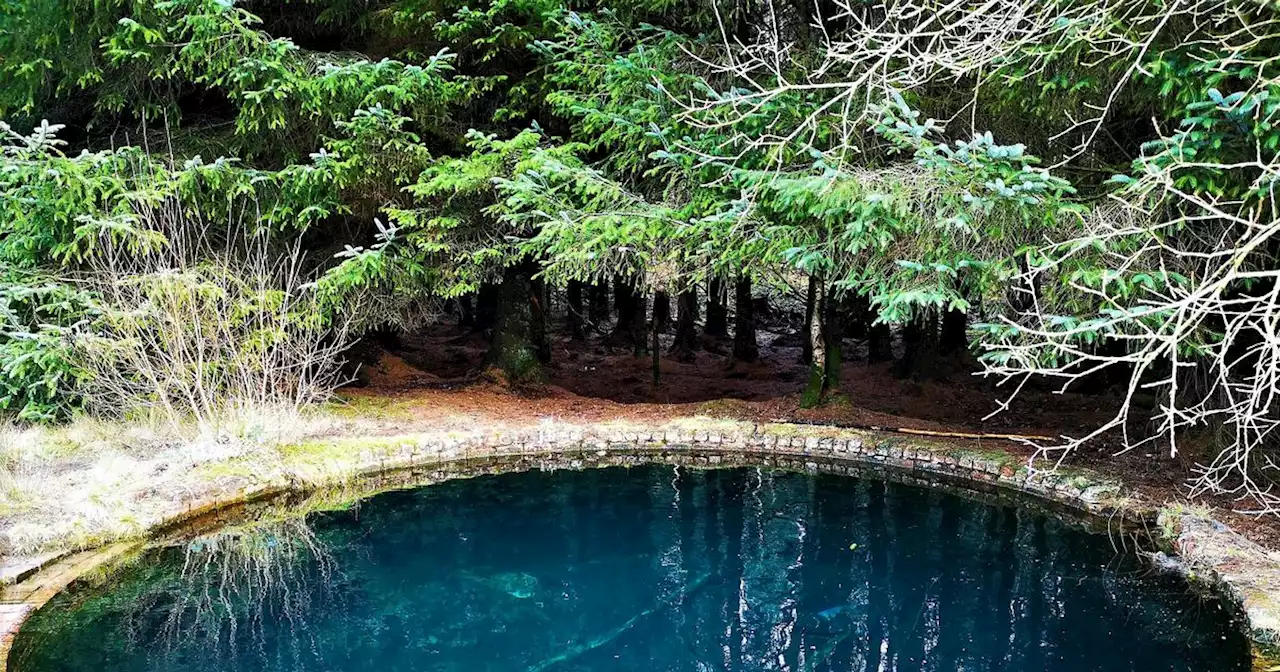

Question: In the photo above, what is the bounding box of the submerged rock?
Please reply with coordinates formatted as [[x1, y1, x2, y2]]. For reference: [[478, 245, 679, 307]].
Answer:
[[490, 571, 539, 599]]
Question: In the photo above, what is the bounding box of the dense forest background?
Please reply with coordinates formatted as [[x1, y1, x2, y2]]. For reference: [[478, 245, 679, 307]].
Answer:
[[2, 0, 1279, 510]]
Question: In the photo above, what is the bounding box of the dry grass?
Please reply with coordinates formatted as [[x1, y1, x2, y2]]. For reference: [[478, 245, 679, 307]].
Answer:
[[2, 419, 154, 551], [0, 404, 348, 555], [0, 393, 761, 556]]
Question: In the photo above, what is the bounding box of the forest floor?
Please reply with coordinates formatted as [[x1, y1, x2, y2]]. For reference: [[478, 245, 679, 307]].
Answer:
[[4, 318, 1280, 561], [350, 319, 1280, 548]]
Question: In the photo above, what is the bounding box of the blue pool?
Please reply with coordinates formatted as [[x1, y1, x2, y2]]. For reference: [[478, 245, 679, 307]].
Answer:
[[10, 466, 1250, 671]]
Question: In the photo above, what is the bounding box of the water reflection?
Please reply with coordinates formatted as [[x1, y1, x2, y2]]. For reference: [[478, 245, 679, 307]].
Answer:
[[13, 467, 1249, 672], [94, 519, 344, 670]]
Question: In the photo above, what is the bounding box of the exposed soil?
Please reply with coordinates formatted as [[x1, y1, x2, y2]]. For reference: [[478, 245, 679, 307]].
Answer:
[[347, 318, 1280, 549]]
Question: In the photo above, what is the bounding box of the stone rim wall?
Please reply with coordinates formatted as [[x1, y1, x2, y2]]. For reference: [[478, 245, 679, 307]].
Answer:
[[1, 424, 1268, 669]]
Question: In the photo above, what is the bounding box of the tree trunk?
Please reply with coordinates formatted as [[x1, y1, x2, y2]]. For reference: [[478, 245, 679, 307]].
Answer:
[[486, 259, 546, 383], [940, 308, 968, 355], [588, 281, 609, 326], [630, 291, 648, 356], [732, 276, 759, 362], [802, 281, 828, 407], [822, 289, 843, 389], [475, 284, 499, 332], [612, 275, 636, 340], [899, 309, 941, 379], [567, 280, 585, 340], [653, 291, 671, 333], [670, 288, 699, 361], [846, 293, 871, 340], [613, 275, 630, 319], [613, 276, 648, 355], [532, 275, 550, 363], [705, 276, 728, 337], [459, 295, 475, 328], [801, 276, 817, 364], [900, 313, 921, 376], [869, 320, 894, 363], [651, 310, 661, 385]]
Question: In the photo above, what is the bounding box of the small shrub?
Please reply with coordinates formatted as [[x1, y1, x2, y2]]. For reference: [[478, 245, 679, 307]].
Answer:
[[76, 197, 353, 440]]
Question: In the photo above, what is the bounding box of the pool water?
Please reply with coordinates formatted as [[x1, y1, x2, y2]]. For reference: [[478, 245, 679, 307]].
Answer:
[[11, 466, 1250, 671]]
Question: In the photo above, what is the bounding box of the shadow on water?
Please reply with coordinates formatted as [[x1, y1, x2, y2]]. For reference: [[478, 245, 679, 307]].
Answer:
[[10, 466, 1252, 672]]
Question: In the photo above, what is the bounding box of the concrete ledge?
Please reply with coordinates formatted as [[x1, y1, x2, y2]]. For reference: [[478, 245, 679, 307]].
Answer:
[[2, 422, 1272, 669], [0, 554, 68, 589]]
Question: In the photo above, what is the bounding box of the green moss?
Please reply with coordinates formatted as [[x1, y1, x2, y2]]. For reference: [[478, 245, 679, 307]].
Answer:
[[800, 363, 825, 408], [659, 417, 752, 434], [0, 479, 32, 515], [1252, 644, 1280, 671], [75, 544, 148, 585], [325, 395, 417, 421], [282, 436, 389, 467], [503, 347, 545, 384], [202, 486, 370, 533], [947, 447, 1020, 471], [1156, 501, 1217, 546], [692, 399, 751, 419], [192, 457, 261, 481], [825, 394, 856, 408], [756, 422, 838, 438]]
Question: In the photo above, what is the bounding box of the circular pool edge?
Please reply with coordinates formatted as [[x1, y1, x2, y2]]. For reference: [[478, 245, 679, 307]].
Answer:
[[0, 425, 1271, 668]]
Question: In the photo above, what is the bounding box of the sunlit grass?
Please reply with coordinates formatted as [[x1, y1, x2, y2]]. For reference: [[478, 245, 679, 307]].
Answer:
[[0, 404, 339, 555]]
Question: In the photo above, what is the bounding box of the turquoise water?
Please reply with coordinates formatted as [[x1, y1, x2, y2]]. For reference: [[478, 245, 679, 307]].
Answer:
[[12, 466, 1249, 671]]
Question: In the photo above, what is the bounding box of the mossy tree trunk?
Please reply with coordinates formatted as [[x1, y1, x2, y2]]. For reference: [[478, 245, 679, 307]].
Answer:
[[704, 276, 728, 338], [802, 281, 843, 406], [486, 258, 548, 383], [801, 276, 816, 364], [732, 276, 759, 362], [670, 288, 699, 361], [822, 290, 844, 388]]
